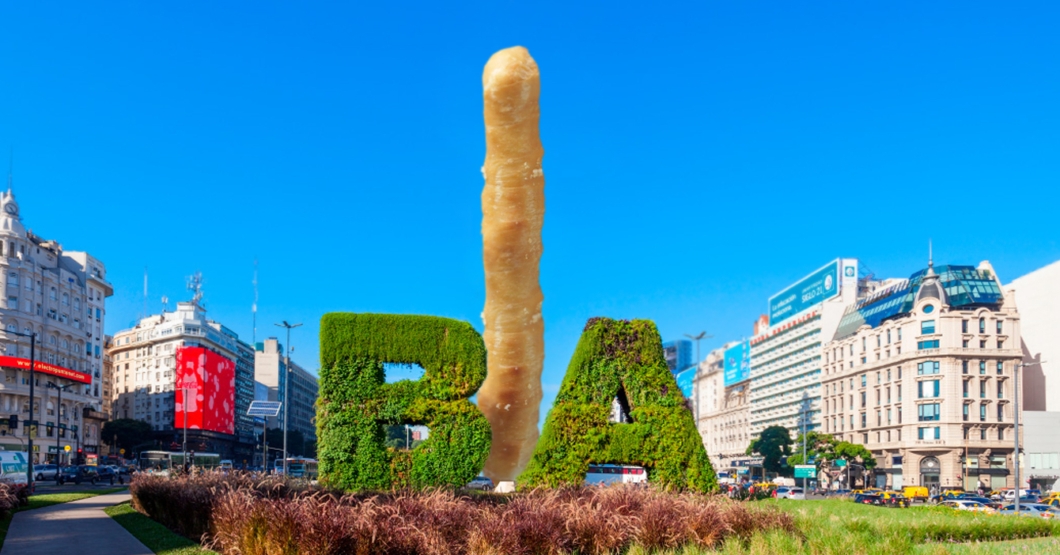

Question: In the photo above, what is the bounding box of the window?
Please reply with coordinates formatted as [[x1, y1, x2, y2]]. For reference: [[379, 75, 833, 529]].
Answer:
[[49, 287, 57, 300], [898, 328, 902, 340], [980, 380, 986, 398], [996, 320, 1003, 334], [963, 379, 969, 398], [887, 369, 892, 381], [918, 426, 941, 440], [979, 361, 986, 374], [887, 330, 892, 344], [980, 428, 987, 440], [898, 367, 902, 379], [980, 404, 987, 422], [862, 337, 867, 352], [997, 362, 1003, 375], [963, 403, 969, 421], [997, 340, 1004, 349], [877, 336, 881, 348], [998, 428, 1004, 440], [861, 374, 867, 387], [962, 361, 969, 374], [861, 413, 866, 427], [980, 340, 987, 348], [918, 340, 940, 350], [923, 304, 935, 314], [963, 339, 969, 347], [997, 404, 1004, 421], [861, 392, 866, 408], [918, 379, 940, 398], [921, 320, 936, 334], [887, 408, 892, 423], [997, 381, 1004, 399], [979, 318, 986, 333], [918, 361, 940, 375], [918, 403, 941, 421], [962, 320, 969, 333]]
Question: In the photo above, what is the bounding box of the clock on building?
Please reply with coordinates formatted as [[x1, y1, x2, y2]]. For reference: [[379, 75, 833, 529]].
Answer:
[[3, 203, 16, 215]]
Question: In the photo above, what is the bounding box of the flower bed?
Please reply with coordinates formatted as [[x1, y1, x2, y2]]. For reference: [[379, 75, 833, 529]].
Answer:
[[129, 474, 796, 555]]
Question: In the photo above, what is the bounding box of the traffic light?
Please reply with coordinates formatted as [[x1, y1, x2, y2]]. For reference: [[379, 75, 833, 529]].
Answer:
[[7, 415, 16, 429]]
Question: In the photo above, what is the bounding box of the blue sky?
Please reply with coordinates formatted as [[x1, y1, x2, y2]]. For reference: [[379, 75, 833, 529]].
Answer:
[[2, 2, 1058, 421]]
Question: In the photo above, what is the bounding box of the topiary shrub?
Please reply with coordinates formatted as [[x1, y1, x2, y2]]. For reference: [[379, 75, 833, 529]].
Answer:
[[317, 313, 492, 491], [519, 317, 717, 492]]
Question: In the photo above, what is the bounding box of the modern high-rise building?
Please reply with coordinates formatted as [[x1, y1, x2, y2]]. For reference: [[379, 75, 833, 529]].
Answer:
[[0, 187, 112, 464], [254, 338, 319, 451], [1006, 259, 1060, 492], [820, 260, 1021, 491], [662, 339, 694, 374], [107, 301, 257, 461], [748, 259, 879, 440]]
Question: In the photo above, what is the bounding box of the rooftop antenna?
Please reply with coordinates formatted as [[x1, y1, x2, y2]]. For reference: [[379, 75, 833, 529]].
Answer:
[[252, 258, 259, 343], [6, 146, 11, 194], [928, 239, 933, 268], [187, 271, 204, 306], [161, 295, 169, 313]]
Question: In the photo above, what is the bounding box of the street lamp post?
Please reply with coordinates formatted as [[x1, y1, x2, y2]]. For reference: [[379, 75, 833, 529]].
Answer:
[[46, 382, 75, 466], [275, 321, 301, 477], [683, 331, 712, 367], [1013, 360, 1042, 515], [8, 330, 37, 487]]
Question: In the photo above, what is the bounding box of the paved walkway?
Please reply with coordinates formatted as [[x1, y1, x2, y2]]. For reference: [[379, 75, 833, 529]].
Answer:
[[1, 492, 153, 555]]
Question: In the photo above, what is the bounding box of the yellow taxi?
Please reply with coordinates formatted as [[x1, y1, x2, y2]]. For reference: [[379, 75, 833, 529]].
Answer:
[[903, 486, 929, 502], [1042, 492, 1060, 504]]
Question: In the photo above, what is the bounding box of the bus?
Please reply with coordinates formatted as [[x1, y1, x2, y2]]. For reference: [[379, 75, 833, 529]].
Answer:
[[274, 458, 318, 479], [584, 464, 647, 486], [139, 451, 222, 473]]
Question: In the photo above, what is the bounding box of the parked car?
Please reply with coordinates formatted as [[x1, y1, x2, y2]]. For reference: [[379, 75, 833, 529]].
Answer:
[[941, 500, 995, 514], [57, 465, 100, 485], [95, 466, 118, 484], [998, 503, 1054, 518], [33, 463, 59, 481], [774, 487, 806, 500], [854, 492, 907, 508], [465, 475, 493, 491]]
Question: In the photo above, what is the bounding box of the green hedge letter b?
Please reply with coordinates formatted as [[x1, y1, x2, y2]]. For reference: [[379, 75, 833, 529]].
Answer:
[[317, 313, 491, 491], [519, 317, 717, 492]]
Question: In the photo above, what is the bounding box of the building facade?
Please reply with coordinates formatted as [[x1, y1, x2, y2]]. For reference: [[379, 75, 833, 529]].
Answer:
[[0, 187, 112, 464], [108, 301, 256, 461], [695, 344, 752, 478], [662, 339, 693, 374], [748, 259, 875, 439], [254, 338, 318, 449], [821, 261, 1022, 491]]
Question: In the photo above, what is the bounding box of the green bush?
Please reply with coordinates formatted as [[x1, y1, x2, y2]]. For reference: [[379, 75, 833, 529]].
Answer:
[[519, 317, 717, 492], [317, 313, 491, 491]]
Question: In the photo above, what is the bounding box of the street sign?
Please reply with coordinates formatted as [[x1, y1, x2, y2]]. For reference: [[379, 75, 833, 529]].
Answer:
[[794, 465, 816, 478], [247, 400, 282, 417], [835, 459, 848, 467], [64, 445, 71, 452]]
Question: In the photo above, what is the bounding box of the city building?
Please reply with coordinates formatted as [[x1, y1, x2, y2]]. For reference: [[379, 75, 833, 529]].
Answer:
[[101, 335, 114, 419], [662, 339, 693, 374], [0, 186, 112, 464], [107, 300, 257, 461], [695, 343, 752, 478], [748, 259, 877, 439], [254, 337, 319, 451], [1006, 259, 1060, 491], [820, 260, 1022, 491]]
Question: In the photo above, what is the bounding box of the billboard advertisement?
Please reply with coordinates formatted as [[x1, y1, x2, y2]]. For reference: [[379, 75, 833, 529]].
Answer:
[[174, 346, 236, 435], [0, 356, 91, 384], [675, 367, 696, 398], [723, 340, 750, 387], [768, 259, 840, 326]]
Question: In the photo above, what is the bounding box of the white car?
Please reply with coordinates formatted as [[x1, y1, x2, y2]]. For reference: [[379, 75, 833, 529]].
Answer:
[[774, 487, 805, 500], [998, 503, 1054, 518], [33, 463, 59, 480], [941, 500, 993, 513]]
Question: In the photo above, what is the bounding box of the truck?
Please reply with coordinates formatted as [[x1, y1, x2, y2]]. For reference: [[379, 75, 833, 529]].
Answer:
[[0, 452, 30, 485]]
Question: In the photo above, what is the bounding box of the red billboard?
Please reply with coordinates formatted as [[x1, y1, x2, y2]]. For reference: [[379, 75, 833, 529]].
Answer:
[[0, 356, 91, 384], [174, 346, 236, 435]]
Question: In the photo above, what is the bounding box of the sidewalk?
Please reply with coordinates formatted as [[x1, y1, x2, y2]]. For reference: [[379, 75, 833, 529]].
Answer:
[[1, 492, 153, 555]]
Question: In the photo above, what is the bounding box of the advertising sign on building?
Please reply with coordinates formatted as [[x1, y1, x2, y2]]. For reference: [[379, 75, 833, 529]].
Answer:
[[768, 259, 841, 326], [174, 346, 236, 435], [675, 367, 696, 398], [0, 356, 91, 384], [723, 340, 750, 387]]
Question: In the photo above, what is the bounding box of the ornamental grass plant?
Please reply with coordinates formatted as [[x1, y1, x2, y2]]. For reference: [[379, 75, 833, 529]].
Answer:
[[130, 474, 796, 555]]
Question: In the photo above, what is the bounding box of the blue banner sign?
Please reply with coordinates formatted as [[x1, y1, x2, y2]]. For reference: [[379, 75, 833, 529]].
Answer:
[[768, 259, 840, 326], [675, 367, 696, 398], [723, 340, 750, 387]]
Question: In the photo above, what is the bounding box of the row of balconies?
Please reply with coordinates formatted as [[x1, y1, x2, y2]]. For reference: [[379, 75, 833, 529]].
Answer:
[[751, 332, 822, 368], [751, 369, 820, 396]]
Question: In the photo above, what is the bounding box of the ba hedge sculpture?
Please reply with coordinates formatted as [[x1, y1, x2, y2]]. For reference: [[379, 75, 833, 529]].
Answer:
[[317, 313, 491, 491], [519, 317, 718, 492]]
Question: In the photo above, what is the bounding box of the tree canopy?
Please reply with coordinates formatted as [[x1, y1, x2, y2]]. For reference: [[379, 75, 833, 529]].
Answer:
[[746, 425, 792, 474], [101, 419, 155, 454], [786, 431, 838, 467]]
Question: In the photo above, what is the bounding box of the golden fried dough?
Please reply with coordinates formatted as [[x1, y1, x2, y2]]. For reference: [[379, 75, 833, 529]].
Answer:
[[477, 46, 545, 485]]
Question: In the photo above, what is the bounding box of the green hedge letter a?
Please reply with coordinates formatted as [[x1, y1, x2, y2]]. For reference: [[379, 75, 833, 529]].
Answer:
[[519, 317, 717, 492], [317, 313, 491, 491]]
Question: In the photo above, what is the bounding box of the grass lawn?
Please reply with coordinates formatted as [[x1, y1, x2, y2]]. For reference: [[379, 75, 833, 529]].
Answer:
[[105, 502, 216, 555], [0, 487, 128, 549]]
